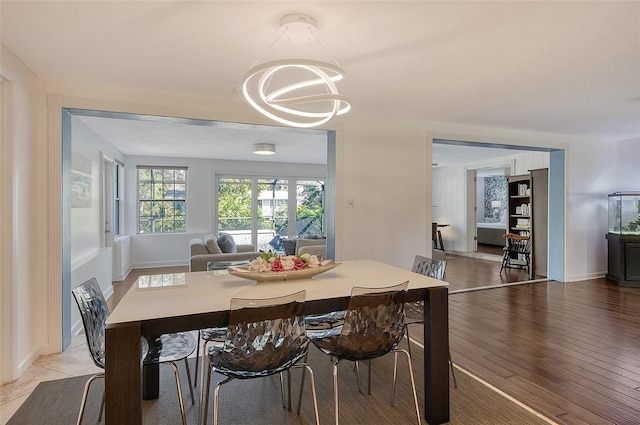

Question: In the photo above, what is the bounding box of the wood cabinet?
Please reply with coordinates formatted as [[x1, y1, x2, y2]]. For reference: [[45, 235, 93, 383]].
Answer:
[[507, 169, 548, 278], [606, 234, 640, 287]]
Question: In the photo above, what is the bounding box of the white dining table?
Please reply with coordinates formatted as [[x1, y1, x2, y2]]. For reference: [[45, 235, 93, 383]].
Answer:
[[105, 259, 450, 424]]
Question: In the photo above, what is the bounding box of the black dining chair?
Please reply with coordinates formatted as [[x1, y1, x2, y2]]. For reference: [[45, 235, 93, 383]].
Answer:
[[202, 290, 320, 425], [300, 281, 421, 425], [500, 233, 532, 275], [72, 278, 196, 425], [405, 255, 457, 388]]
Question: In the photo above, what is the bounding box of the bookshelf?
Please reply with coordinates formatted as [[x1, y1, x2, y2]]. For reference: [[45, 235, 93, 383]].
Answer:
[[507, 169, 549, 278], [508, 175, 531, 236]]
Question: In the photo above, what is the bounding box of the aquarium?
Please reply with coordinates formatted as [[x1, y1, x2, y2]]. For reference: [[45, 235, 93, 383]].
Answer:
[[608, 192, 640, 235]]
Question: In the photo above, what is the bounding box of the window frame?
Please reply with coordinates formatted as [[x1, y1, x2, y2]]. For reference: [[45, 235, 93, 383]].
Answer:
[[137, 166, 188, 234]]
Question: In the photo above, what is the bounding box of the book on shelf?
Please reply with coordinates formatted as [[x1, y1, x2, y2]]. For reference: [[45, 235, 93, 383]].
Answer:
[[517, 183, 530, 196]]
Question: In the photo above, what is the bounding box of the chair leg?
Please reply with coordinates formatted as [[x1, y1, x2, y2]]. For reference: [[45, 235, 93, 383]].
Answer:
[[405, 324, 412, 357], [296, 353, 309, 415], [198, 340, 212, 425], [194, 331, 200, 387], [183, 358, 195, 405], [333, 359, 342, 425], [292, 364, 320, 425], [449, 349, 458, 389], [98, 388, 105, 422], [367, 359, 372, 395], [280, 372, 287, 408], [212, 376, 233, 425], [391, 352, 398, 406], [394, 349, 421, 425], [354, 360, 362, 393], [168, 362, 188, 425], [77, 373, 104, 425], [287, 369, 292, 411]]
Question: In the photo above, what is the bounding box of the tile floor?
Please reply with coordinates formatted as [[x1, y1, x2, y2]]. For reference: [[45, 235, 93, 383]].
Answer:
[[0, 335, 101, 424]]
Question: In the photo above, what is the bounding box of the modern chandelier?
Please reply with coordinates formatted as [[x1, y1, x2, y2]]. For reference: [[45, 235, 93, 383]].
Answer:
[[242, 13, 351, 128]]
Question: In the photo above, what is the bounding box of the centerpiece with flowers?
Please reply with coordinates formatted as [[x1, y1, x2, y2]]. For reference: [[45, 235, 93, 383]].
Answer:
[[249, 250, 321, 272], [228, 250, 339, 282]]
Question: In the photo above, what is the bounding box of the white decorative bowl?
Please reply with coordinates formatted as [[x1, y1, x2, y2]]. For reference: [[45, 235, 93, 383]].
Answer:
[[227, 260, 340, 282]]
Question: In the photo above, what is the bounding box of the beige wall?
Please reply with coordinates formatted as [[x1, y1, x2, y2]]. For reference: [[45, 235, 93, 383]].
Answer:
[[1, 46, 48, 381]]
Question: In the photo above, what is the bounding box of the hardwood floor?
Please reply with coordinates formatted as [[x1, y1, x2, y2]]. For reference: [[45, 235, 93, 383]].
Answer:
[[443, 252, 536, 292], [443, 254, 640, 425]]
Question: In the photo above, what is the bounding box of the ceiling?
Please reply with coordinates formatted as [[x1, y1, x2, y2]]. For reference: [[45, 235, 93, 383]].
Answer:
[[2, 1, 639, 165]]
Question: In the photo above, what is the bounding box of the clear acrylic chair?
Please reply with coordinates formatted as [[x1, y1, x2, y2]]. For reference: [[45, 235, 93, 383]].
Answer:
[[202, 290, 320, 425], [300, 281, 421, 425], [405, 255, 457, 388], [72, 278, 196, 425]]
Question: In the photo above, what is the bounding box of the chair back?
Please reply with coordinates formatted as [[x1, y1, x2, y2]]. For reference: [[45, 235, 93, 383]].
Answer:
[[505, 233, 531, 254], [72, 278, 109, 369], [331, 282, 408, 361], [411, 255, 447, 280], [211, 290, 308, 378]]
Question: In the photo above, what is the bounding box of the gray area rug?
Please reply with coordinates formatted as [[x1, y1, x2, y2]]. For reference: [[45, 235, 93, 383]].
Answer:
[[8, 343, 551, 424]]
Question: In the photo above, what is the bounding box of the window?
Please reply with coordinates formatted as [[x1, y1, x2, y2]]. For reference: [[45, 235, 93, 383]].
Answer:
[[138, 167, 187, 233], [114, 162, 122, 236], [296, 180, 324, 236], [216, 176, 323, 251]]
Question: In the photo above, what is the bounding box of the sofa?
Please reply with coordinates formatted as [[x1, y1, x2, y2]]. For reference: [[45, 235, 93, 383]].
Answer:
[[189, 234, 259, 272], [281, 235, 327, 258], [294, 238, 327, 259]]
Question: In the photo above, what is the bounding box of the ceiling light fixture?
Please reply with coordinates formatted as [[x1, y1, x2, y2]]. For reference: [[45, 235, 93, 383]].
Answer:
[[253, 143, 276, 155], [242, 13, 351, 128]]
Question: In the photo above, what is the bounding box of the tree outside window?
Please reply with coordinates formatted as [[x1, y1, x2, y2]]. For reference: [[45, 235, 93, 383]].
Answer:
[[138, 167, 186, 233]]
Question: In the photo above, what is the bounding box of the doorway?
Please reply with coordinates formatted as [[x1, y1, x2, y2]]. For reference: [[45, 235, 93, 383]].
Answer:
[[432, 139, 564, 282]]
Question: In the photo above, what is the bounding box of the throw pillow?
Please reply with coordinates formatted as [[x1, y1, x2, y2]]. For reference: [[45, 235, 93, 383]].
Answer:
[[217, 233, 237, 253], [204, 235, 223, 255]]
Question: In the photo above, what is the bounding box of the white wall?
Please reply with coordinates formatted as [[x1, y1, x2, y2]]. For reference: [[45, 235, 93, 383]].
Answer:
[[616, 138, 640, 189], [2, 52, 633, 382], [68, 116, 124, 326]]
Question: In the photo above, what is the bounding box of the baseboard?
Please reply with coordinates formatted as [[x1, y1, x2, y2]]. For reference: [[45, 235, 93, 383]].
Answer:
[[17, 348, 41, 378], [131, 260, 189, 270], [113, 265, 132, 282], [566, 271, 607, 282]]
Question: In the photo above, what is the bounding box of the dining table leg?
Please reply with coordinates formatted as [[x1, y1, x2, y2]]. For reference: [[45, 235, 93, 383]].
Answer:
[[105, 322, 143, 425], [423, 286, 450, 424]]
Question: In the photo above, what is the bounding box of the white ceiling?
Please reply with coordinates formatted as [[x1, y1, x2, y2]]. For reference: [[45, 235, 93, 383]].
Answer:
[[75, 113, 330, 164], [2, 1, 639, 164]]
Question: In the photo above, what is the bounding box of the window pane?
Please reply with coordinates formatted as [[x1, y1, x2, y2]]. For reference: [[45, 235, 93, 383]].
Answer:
[[297, 180, 324, 236], [257, 179, 288, 251], [174, 184, 186, 200], [138, 182, 151, 199]]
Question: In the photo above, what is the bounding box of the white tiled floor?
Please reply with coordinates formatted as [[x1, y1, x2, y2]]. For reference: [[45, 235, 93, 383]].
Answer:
[[0, 335, 101, 425]]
